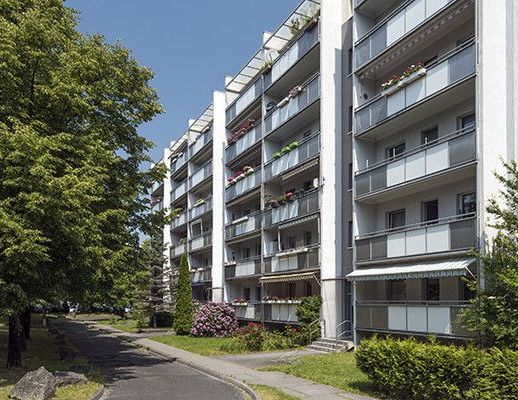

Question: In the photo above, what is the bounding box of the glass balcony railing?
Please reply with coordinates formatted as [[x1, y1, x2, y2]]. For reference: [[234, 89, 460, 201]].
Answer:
[[171, 178, 188, 201], [264, 74, 320, 136], [263, 303, 299, 323], [189, 198, 212, 220], [225, 123, 262, 164], [264, 245, 319, 274], [189, 231, 212, 252], [151, 180, 163, 194], [189, 128, 213, 158], [224, 256, 262, 279], [354, 0, 367, 8], [151, 201, 163, 214], [225, 211, 262, 240], [191, 268, 212, 284], [171, 152, 188, 174], [190, 160, 212, 189], [355, 0, 455, 68], [170, 211, 187, 230], [226, 79, 263, 124], [225, 169, 261, 202], [264, 133, 320, 180], [355, 214, 476, 262], [171, 241, 187, 258], [234, 302, 262, 320], [355, 127, 475, 197], [264, 22, 320, 88], [264, 189, 320, 227], [356, 42, 475, 133]]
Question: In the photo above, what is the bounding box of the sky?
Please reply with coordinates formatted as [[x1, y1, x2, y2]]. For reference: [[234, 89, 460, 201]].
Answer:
[[66, 0, 300, 163]]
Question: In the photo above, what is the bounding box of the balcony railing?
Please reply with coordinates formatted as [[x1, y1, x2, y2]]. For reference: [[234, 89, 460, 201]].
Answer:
[[264, 189, 320, 227], [190, 198, 212, 220], [189, 231, 212, 252], [355, 127, 476, 197], [263, 303, 299, 323], [225, 211, 262, 240], [264, 246, 320, 274], [264, 22, 320, 87], [225, 123, 262, 164], [356, 301, 470, 337], [225, 169, 261, 202], [264, 74, 320, 136], [224, 256, 262, 279], [151, 201, 163, 214], [264, 133, 320, 180], [171, 178, 188, 201], [189, 128, 213, 158], [171, 241, 187, 258], [356, 42, 475, 133], [234, 302, 262, 320], [170, 211, 187, 230], [190, 160, 212, 189], [356, 214, 476, 262], [191, 268, 212, 284], [151, 180, 163, 194], [226, 79, 263, 124], [355, 0, 456, 68], [171, 152, 188, 174]]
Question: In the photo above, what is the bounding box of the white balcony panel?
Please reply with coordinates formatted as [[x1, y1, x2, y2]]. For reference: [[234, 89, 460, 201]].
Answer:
[[387, 89, 405, 115], [388, 305, 407, 330], [191, 237, 204, 251], [272, 255, 298, 273], [405, 151, 426, 180], [387, 10, 405, 46], [406, 228, 427, 255], [407, 306, 427, 332], [271, 304, 298, 322], [406, 0, 425, 32], [425, 61, 448, 95], [272, 41, 300, 82], [426, 141, 449, 174], [426, 224, 450, 253], [428, 306, 451, 334], [387, 232, 406, 257], [271, 201, 299, 224], [427, 0, 448, 16], [386, 158, 406, 186], [236, 261, 256, 277], [406, 78, 425, 104]]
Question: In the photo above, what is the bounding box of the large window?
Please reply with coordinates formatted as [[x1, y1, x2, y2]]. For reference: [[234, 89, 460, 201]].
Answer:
[[458, 192, 476, 214], [385, 142, 406, 160], [425, 278, 440, 301], [388, 280, 406, 301], [421, 126, 438, 145], [387, 209, 406, 229], [422, 199, 439, 223]]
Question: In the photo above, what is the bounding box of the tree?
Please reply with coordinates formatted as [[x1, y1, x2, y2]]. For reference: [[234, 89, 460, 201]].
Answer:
[[0, 0, 162, 367], [173, 254, 193, 335], [462, 160, 518, 349]]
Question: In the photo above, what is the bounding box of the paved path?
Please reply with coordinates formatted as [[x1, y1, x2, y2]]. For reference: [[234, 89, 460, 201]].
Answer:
[[217, 349, 314, 369], [56, 320, 244, 400]]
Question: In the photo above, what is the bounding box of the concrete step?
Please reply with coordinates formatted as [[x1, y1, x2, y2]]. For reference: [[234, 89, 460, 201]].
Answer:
[[317, 338, 353, 346], [306, 338, 355, 353]]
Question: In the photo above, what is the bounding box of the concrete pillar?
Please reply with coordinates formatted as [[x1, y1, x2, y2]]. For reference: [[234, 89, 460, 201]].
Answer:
[[162, 147, 172, 307]]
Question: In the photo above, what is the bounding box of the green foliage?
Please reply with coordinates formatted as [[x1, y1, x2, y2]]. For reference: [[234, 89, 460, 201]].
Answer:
[[356, 337, 518, 400], [462, 160, 518, 349], [153, 311, 174, 328], [173, 254, 193, 335]]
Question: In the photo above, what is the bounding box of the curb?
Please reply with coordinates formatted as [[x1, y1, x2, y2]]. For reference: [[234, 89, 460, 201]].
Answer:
[[89, 384, 106, 400]]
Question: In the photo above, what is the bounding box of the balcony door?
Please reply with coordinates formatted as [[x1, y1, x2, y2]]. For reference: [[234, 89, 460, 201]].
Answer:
[[422, 199, 439, 224]]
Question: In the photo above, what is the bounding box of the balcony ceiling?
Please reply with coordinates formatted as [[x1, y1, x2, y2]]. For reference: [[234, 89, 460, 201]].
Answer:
[[355, 0, 401, 19]]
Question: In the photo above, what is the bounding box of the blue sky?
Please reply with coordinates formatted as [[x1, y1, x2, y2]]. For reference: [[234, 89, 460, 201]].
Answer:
[[66, 0, 300, 162]]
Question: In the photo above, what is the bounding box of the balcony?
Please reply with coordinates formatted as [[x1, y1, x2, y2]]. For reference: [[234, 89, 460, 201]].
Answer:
[[264, 21, 319, 88], [151, 201, 163, 214], [355, 42, 475, 136], [355, 0, 457, 69], [356, 301, 470, 337], [225, 257, 262, 279], [171, 152, 188, 175], [225, 211, 262, 241], [225, 169, 261, 202], [189, 128, 212, 158], [190, 198, 212, 220], [226, 79, 263, 125], [171, 178, 188, 202], [263, 302, 299, 323], [191, 268, 212, 284], [264, 189, 319, 227], [190, 160, 212, 189], [189, 231, 212, 252], [234, 302, 262, 321], [264, 133, 320, 181], [170, 211, 187, 230], [356, 214, 476, 262], [355, 127, 476, 200], [171, 241, 187, 258], [226, 123, 262, 164], [264, 74, 320, 136], [264, 246, 320, 274]]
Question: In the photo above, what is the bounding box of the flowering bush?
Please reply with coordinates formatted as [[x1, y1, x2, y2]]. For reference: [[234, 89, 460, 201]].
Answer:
[[190, 302, 239, 337]]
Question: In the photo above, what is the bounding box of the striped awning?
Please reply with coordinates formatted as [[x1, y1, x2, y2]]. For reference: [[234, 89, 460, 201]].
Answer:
[[260, 271, 317, 284], [346, 258, 477, 282], [279, 214, 318, 229]]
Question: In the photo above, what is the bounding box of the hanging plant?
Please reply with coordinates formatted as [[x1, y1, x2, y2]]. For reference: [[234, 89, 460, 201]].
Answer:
[[272, 151, 282, 159], [289, 18, 301, 36]]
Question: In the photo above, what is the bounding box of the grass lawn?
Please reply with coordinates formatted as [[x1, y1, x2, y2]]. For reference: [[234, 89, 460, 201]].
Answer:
[[250, 384, 301, 400], [152, 335, 241, 356], [96, 318, 141, 333], [0, 316, 102, 400], [259, 352, 376, 397]]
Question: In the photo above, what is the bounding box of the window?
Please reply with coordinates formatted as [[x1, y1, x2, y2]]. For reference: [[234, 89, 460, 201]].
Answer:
[[303, 231, 313, 246], [458, 192, 476, 214], [305, 281, 312, 296], [425, 278, 440, 301], [459, 113, 475, 130], [191, 220, 202, 236], [348, 163, 353, 190], [347, 48, 353, 75], [385, 142, 406, 160], [387, 209, 406, 229], [422, 199, 439, 223], [255, 287, 261, 301], [243, 248, 251, 259], [348, 106, 353, 133], [424, 55, 438, 67], [303, 180, 313, 191], [288, 236, 297, 249], [421, 126, 439, 145], [388, 280, 406, 301], [288, 283, 296, 298], [243, 287, 251, 301], [347, 221, 353, 248], [255, 243, 261, 256]]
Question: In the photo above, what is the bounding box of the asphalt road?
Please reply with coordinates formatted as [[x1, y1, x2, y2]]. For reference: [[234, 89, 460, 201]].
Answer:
[[56, 320, 244, 400]]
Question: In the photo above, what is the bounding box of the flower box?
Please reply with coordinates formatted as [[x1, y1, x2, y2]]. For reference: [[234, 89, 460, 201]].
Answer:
[[224, 261, 237, 266], [232, 302, 248, 306], [276, 247, 309, 258], [381, 81, 403, 97], [401, 67, 427, 86]]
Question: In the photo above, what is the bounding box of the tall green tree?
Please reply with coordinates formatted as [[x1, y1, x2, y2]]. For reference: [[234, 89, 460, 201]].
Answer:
[[173, 254, 193, 335], [0, 0, 163, 367], [463, 160, 518, 349]]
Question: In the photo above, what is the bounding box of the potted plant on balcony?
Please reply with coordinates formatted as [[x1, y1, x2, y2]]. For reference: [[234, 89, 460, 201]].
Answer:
[[243, 165, 254, 175], [289, 85, 303, 99], [194, 198, 205, 207], [289, 18, 301, 36], [272, 151, 282, 159], [288, 141, 299, 150], [260, 61, 272, 74], [381, 74, 402, 96], [232, 298, 247, 306], [281, 145, 291, 155], [171, 207, 184, 219]]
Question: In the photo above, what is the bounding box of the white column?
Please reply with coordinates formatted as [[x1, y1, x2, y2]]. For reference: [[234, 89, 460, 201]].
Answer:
[[211, 91, 226, 302], [319, 0, 352, 337], [162, 147, 172, 306]]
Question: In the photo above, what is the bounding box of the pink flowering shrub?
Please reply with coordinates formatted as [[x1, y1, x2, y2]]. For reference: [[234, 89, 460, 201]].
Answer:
[[190, 302, 238, 337]]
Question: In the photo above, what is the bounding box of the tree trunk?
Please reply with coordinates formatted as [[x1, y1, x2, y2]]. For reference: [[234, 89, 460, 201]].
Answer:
[[7, 314, 23, 368], [22, 306, 31, 340]]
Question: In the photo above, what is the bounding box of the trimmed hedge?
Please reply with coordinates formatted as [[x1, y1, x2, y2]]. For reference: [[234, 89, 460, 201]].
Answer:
[[356, 337, 518, 400]]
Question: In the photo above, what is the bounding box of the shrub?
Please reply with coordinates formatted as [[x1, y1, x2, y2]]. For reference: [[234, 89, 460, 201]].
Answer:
[[296, 295, 322, 343], [173, 254, 193, 335], [190, 302, 238, 337], [153, 311, 174, 328], [239, 322, 266, 351], [356, 337, 518, 400]]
